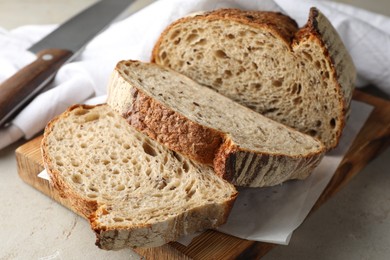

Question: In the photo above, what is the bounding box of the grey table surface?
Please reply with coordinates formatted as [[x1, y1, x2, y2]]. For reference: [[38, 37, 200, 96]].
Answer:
[[0, 1, 389, 259]]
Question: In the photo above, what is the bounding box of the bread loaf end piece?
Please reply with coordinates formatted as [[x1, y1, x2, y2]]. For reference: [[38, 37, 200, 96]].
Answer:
[[293, 7, 356, 148]]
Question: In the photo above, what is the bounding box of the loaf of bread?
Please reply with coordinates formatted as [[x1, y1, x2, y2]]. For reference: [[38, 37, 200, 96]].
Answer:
[[41, 104, 237, 249], [151, 7, 356, 150], [107, 60, 325, 187]]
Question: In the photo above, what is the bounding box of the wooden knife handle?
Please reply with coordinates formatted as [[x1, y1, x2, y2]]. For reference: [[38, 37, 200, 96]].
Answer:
[[0, 48, 74, 126]]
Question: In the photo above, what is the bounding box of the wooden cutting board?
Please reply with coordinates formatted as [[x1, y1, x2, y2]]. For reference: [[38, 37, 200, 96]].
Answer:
[[16, 90, 390, 259]]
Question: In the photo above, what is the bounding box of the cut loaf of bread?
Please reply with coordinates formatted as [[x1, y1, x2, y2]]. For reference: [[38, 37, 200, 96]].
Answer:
[[107, 60, 325, 187], [151, 8, 356, 150], [41, 104, 237, 250]]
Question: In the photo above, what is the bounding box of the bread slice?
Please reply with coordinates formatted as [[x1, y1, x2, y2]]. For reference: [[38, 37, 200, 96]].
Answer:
[[107, 60, 325, 187], [151, 8, 356, 150], [41, 104, 237, 249]]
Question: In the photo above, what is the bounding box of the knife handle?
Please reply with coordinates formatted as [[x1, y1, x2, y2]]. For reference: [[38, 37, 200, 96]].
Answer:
[[0, 48, 74, 126]]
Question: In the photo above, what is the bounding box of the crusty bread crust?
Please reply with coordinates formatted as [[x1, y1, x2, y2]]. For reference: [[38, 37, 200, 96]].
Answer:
[[121, 86, 224, 165]]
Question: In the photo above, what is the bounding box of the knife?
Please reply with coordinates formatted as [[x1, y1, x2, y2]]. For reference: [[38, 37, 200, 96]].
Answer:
[[0, 0, 136, 127]]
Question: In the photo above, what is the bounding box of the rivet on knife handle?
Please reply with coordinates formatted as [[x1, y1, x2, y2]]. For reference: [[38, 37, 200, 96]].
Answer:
[[0, 48, 73, 127]]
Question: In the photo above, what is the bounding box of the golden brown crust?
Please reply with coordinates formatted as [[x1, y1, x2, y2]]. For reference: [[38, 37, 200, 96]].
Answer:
[[152, 8, 299, 63], [213, 138, 239, 182], [120, 82, 225, 165]]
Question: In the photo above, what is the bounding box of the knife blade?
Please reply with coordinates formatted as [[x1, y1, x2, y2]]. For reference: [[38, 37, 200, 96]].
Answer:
[[0, 0, 136, 127]]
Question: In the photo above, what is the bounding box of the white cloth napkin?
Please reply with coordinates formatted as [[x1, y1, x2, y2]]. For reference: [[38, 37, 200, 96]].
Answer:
[[0, 0, 390, 149], [0, 0, 388, 245]]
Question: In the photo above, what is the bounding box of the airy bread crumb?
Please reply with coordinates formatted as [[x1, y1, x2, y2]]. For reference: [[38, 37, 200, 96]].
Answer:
[[42, 104, 237, 249]]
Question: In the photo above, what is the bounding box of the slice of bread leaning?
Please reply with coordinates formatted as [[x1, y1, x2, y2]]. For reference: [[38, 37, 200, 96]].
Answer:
[[107, 60, 325, 187], [41, 104, 237, 249], [151, 7, 356, 150]]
